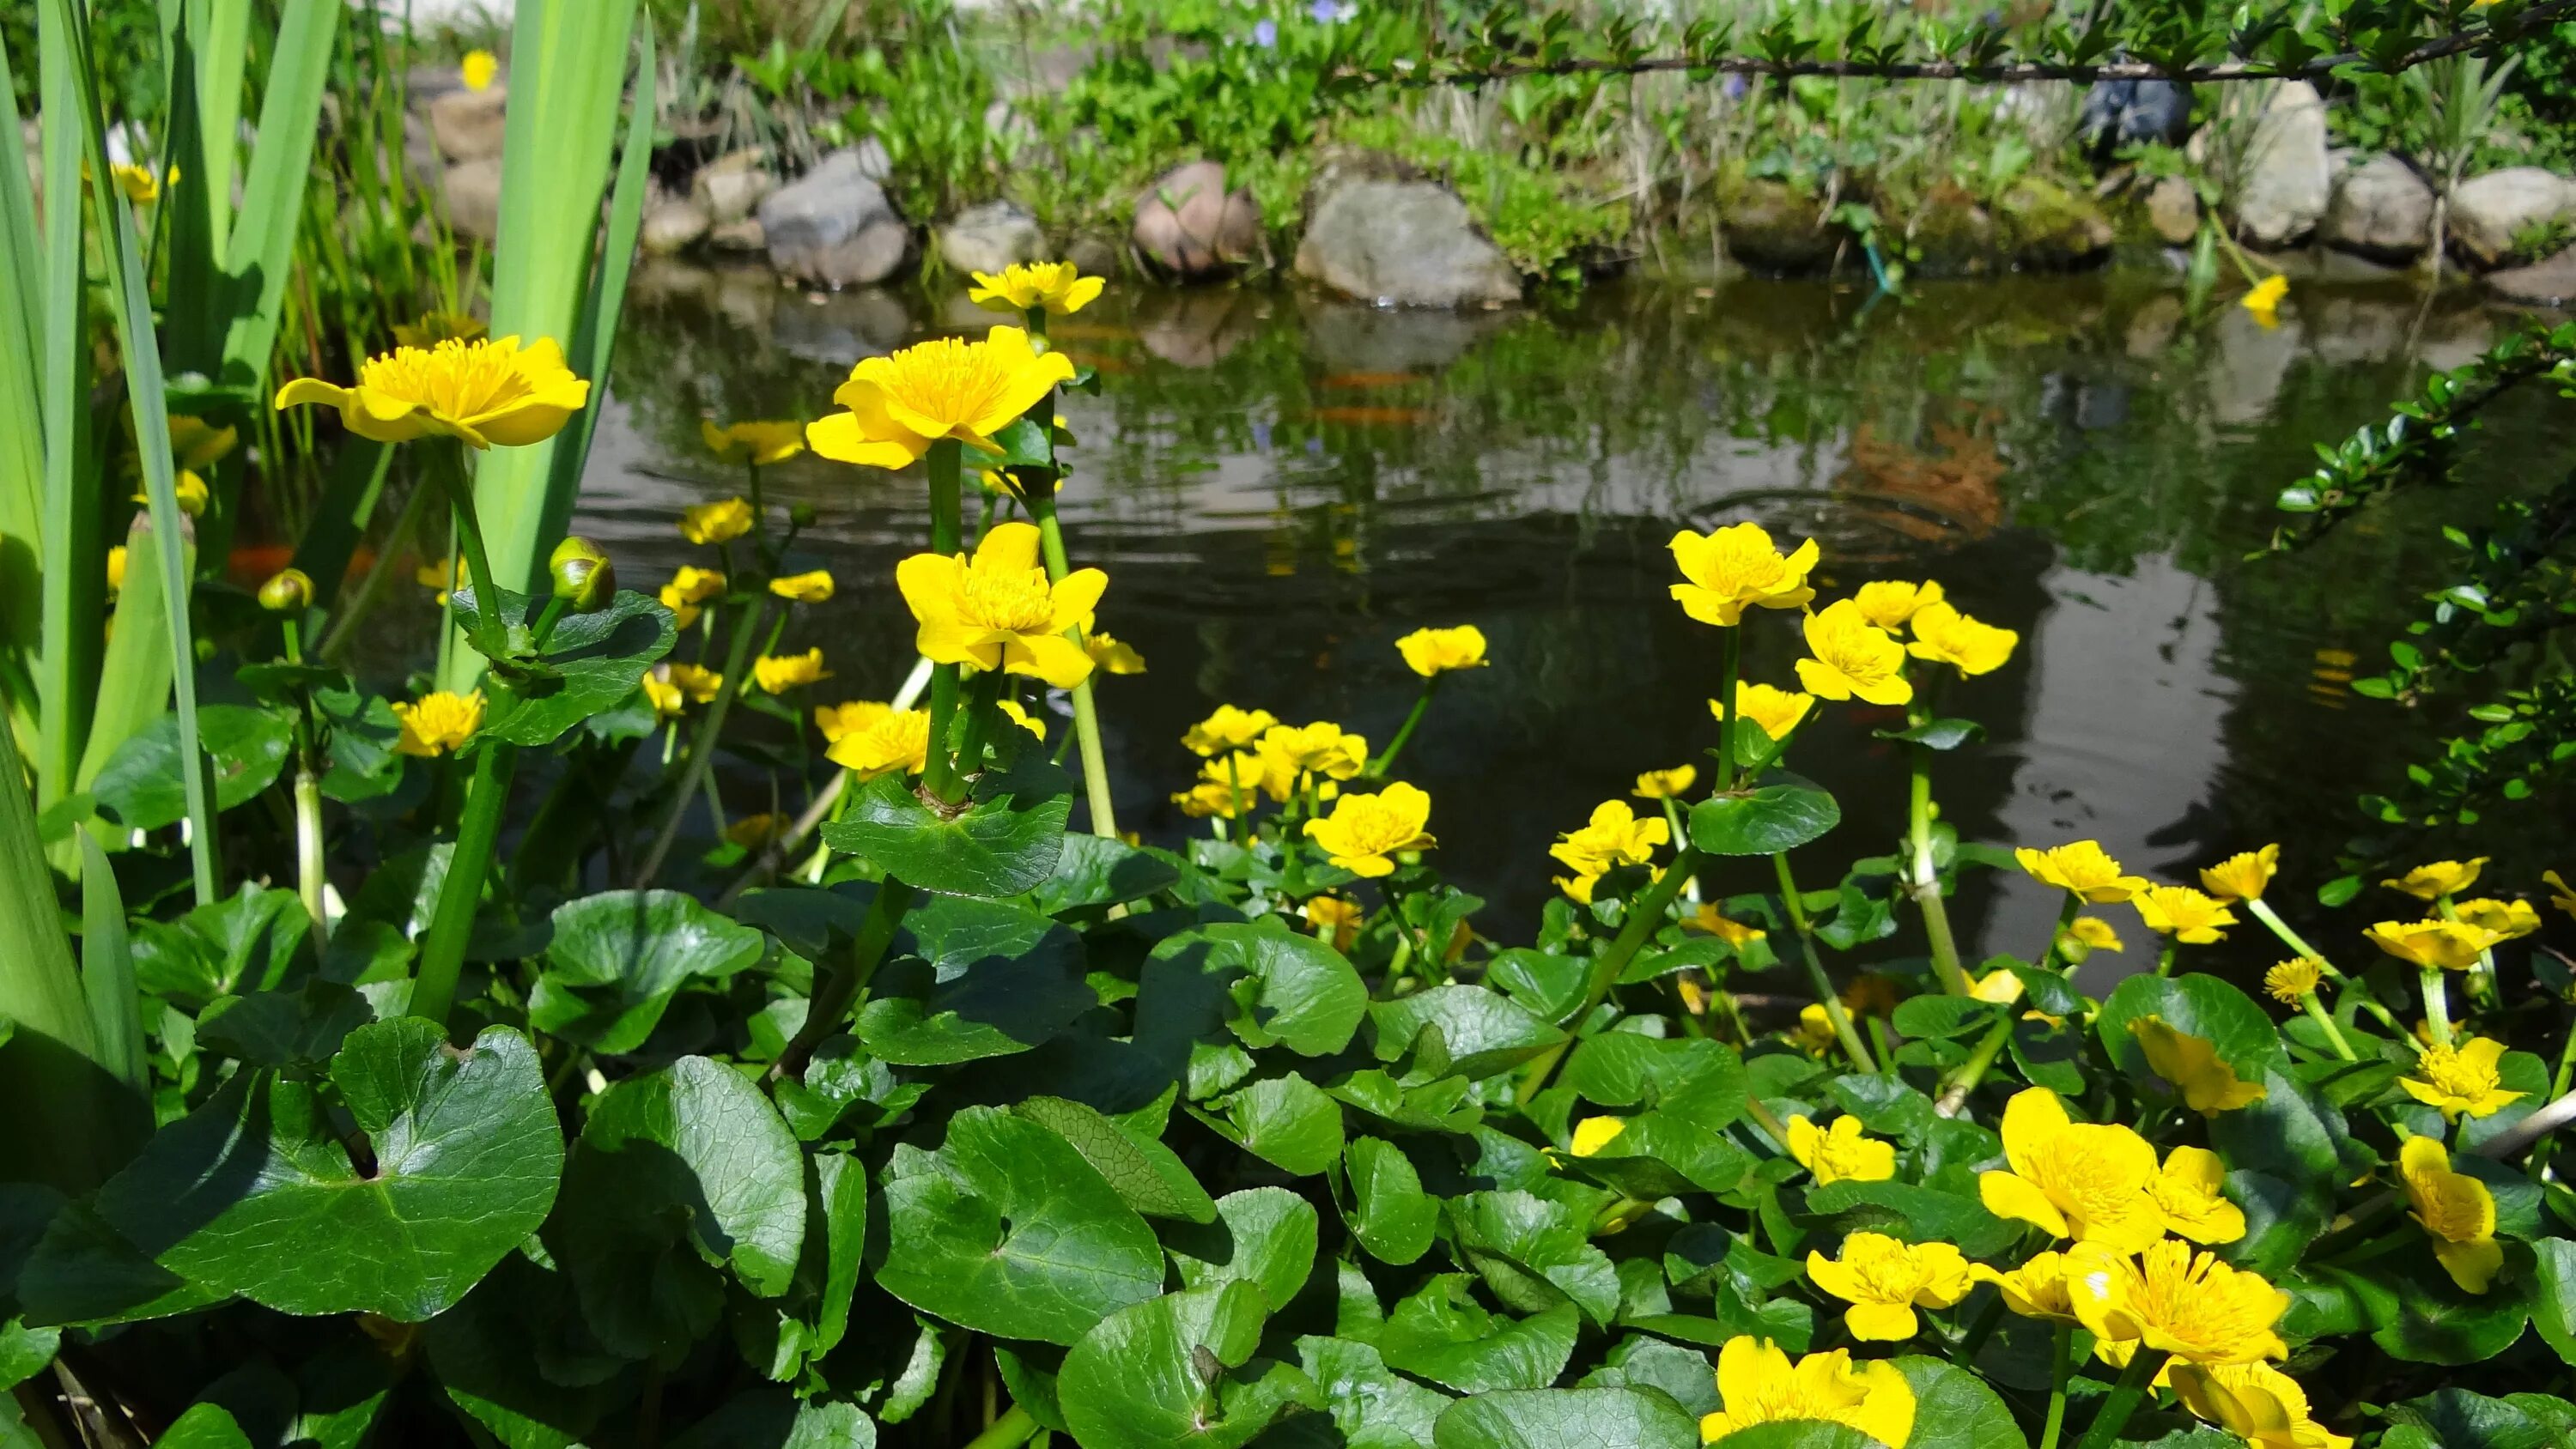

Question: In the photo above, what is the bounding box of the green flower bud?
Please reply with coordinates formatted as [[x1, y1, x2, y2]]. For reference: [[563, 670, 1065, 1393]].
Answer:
[[258, 567, 313, 614], [550, 536, 615, 612], [788, 501, 818, 530]]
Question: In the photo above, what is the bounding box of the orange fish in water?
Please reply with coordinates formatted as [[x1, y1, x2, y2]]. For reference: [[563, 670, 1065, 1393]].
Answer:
[[1061, 350, 1134, 374], [1318, 372, 1425, 390], [226, 543, 295, 584], [1307, 406, 1426, 427]]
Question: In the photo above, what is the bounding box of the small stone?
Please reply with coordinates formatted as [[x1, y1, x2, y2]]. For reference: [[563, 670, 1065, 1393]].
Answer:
[[757, 147, 912, 288], [1133, 161, 1261, 281], [2320, 153, 2433, 260], [641, 194, 712, 256], [2448, 167, 2576, 269], [1717, 179, 1836, 274], [428, 83, 507, 163], [710, 218, 767, 253], [938, 200, 1045, 276], [1998, 178, 2114, 268], [1066, 233, 1123, 277], [1293, 179, 1521, 307], [2145, 176, 2200, 246], [2233, 81, 2330, 246], [692, 149, 776, 225], [2486, 245, 2576, 306]]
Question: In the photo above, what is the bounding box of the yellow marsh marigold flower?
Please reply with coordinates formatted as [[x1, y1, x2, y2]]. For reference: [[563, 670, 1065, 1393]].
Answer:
[[2548, 870, 2576, 919], [2067, 1239, 2290, 1364], [105, 545, 127, 597], [752, 648, 830, 693], [1698, 1337, 1915, 1448], [1633, 765, 1698, 800], [2454, 897, 2541, 941], [1303, 895, 1364, 949], [1086, 633, 1146, 674], [897, 520, 1107, 689], [1795, 600, 1913, 706], [2136, 884, 2239, 944], [998, 698, 1045, 740], [1184, 705, 1278, 757], [2385, 857, 2488, 900], [2365, 918, 2499, 972], [2399, 1037, 2525, 1120], [641, 673, 685, 719], [2398, 1135, 2502, 1294], [2168, 1362, 2354, 1449], [1570, 1117, 1628, 1157], [1852, 579, 1944, 632], [1394, 623, 1489, 677], [1671, 908, 1755, 950], [1970, 1250, 2080, 1325], [1785, 1115, 1895, 1187], [2202, 844, 2281, 902], [173, 469, 211, 516], [1806, 1232, 1971, 1341], [665, 663, 724, 704], [275, 336, 588, 449], [1978, 1087, 2165, 1252], [2068, 915, 2125, 954], [2240, 274, 2288, 328], [1303, 783, 1434, 879], [170, 415, 238, 470], [392, 690, 484, 758], [2263, 960, 2323, 1004], [1970, 969, 2026, 1005], [1793, 1003, 1836, 1053], [460, 48, 500, 91], [2015, 840, 2146, 903], [769, 570, 835, 603], [109, 161, 164, 204], [1713, 682, 1816, 742], [1550, 801, 1668, 879], [807, 325, 1073, 470], [2151, 1145, 2246, 1244], [725, 813, 790, 850], [701, 419, 807, 466], [680, 498, 755, 546], [1174, 779, 1251, 820], [816, 700, 893, 744], [1905, 601, 2018, 676], [969, 261, 1106, 316], [2130, 1017, 2267, 1116], [826, 707, 931, 780], [1259, 722, 1369, 790], [1668, 522, 1820, 627]]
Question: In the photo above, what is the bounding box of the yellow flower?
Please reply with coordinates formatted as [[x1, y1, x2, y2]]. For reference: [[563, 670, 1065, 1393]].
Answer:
[[641, 672, 686, 719], [1969, 1251, 2080, 1325], [2014, 840, 2145, 903], [392, 312, 486, 348], [460, 48, 500, 91], [2068, 915, 2125, 953], [752, 648, 830, 693], [1394, 623, 1489, 677], [724, 813, 789, 850], [2453, 897, 2540, 941], [1174, 779, 1253, 819], [701, 419, 808, 466], [1970, 969, 2026, 1005], [2201, 844, 2281, 902], [680, 498, 754, 546], [1633, 765, 1698, 800], [1851, 579, 1944, 632], [1303, 783, 1434, 879], [1667, 523, 1820, 627], [2364, 918, 2500, 972], [105, 545, 127, 597], [1685, 904, 1765, 945], [109, 161, 167, 204], [1712, 682, 1816, 742], [2240, 275, 2288, 328], [2066, 1239, 2290, 1364], [274, 336, 588, 449], [1977, 1087, 2165, 1252], [170, 415, 239, 470], [1549, 800, 1668, 879], [2168, 1362, 2354, 1449], [1785, 1115, 1896, 1187], [998, 698, 1046, 740], [1256, 723, 1369, 799], [2136, 884, 2238, 944], [1795, 600, 1913, 706], [1793, 1003, 1836, 1053], [417, 557, 455, 593], [2397, 1135, 2502, 1294], [1183, 705, 1279, 757], [137, 469, 213, 517], [2398, 1037, 2526, 1120], [392, 690, 484, 758], [1806, 1232, 1971, 1341], [2548, 870, 2576, 919], [665, 663, 724, 704], [2263, 960, 2322, 1004], [2150, 1146, 2246, 1244], [769, 570, 836, 603], [2129, 1017, 2267, 1116], [896, 521, 1107, 688], [825, 707, 932, 780], [968, 261, 1106, 317], [1086, 633, 1146, 675], [806, 325, 1073, 470], [816, 700, 892, 744], [1905, 601, 2018, 676], [1303, 895, 1364, 949], [1698, 1337, 1915, 1448], [2385, 858, 2488, 900], [1570, 1117, 1629, 1157]]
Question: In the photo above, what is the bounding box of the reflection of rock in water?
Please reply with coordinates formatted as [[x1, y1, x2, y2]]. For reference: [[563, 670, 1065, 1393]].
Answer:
[[769, 286, 912, 367], [1133, 288, 1266, 367], [1835, 421, 2008, 544], [2209, 306, 2300, 426], [1297, 297, 1507, 375]]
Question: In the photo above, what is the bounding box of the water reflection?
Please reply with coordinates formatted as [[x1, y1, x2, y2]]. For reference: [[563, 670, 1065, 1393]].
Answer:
[[578, 264, 2564, 984]]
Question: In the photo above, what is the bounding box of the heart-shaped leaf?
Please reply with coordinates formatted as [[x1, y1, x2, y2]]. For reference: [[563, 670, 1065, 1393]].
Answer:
[[1145, 923, 1369, 1058], [1059, 1282, 1315, 1449], [1170, 1187, 1319, 1313], [855, 897, 1092, 1065], [531, 890, 766, 1053], [823, 753, 1072, 898], [1433, 1386, 1699, 1449], [1688, 773, 1840, 856], [91, 705, 293, 830], [455, 586, 677, 748]]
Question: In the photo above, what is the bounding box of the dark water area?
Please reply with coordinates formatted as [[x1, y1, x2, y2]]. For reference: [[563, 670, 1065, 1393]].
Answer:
[[569, 261, 2575, 991]]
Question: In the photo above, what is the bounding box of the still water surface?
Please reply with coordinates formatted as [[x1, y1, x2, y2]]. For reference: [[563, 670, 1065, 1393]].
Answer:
[[574, 264, 2569, 986]]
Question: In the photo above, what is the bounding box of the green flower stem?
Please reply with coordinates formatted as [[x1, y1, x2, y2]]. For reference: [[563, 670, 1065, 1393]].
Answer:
[[1905, 742, 1971, 995], [1225, 755, 1249, 834], [770, 878, 917, 1082], [633, 597, 769, 888], [294, 767, 328, 948], [1515, 843, 1706, 1100], [1937, 1017, 2014, 1117], [411, 739, 519, 1029], [2422, 965, 2456, 1046], [959, 1404, 1037, 1449], [1657, 797, 1700, 903], [1773, 852, 1877, 1073], [2154, 943, 2178, 978], [2038, 1324, 2073, 1449], [319, 467, 433, 663], [953, 670, 1006, 781], [1716, 623, 1742, 791], [2071, 1347, 2169, 1449], [921, 440, 969, 805], [528, 595, 569, 652], [1025, 494, 1118, 838], [1369, 679, 1438, 779], [2301, 992, 2359, 1061], [2246, 896, 2335, 973], [2036, 894, 2082, 973], [431, 445, 507, 664]]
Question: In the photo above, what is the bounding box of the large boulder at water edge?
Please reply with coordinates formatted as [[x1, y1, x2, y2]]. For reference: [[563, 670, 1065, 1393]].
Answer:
[[692, 149, 776, 225], [428, 82, 507, 163], [2233, 81, 2330, 246], [2321, 152, 2433, 260], [2449, 167, 2576, 268], [2144, 176, 2201, 246], [437, 157, 503, 243], [641, 189, 712, 256], [1133, 161, 1262, 280], [2487, 245, 2576, 306], [1997, 178, 2112, 268], [1908, 185, 1997, 277], [1295, 179, 1522, 307], [1717, 178, 1835, 274], [758, 148, 911, 288], [939, 200, 1046, 276]]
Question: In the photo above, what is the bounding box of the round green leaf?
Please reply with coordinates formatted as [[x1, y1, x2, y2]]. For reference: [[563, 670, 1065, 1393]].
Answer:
[[1170, 1187, 1319, 1313], [1433, 1386, 1699, 1449], [1208, 1073, 1346, 1175], [91, 704, 292, 830], [1146, 923, 1369, 1058], [532, 890, 765, 1053], [856, 897, 1093, 1064], [1703, 1425, 1873, 1449], [1369, 985, 1566, 1082], [1892, 1355, 2030, 1449], [1346, 1137, 1437, 1266], [1058, 1282, 1305, 1449], [822, 754, 1072, 898], [456, 586, 678, 748], [1015, 1096, 1218, 1225], [2093, 972, 2287, 1084], [1029, 833, 1181, 913], [1688, 773, 1840, 857]]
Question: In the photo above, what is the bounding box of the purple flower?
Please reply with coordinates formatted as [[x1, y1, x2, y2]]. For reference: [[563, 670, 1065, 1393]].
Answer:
[[1308, 0, 1347, 21], [1722, 74, 1749, 100], [1253, 17, 1278, 45]]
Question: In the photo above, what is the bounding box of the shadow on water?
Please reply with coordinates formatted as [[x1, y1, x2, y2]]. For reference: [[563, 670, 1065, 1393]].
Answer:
[[571, 260, 2572, 988]]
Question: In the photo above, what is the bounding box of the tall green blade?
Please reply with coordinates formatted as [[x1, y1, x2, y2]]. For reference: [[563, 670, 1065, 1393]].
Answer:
[[32, 1, 98, 810], [0, 678, 112, 1193], [211, 0, 341, 387], [188, 0, 252, 268], [76, 515, 193, 800], [0, 26, 45, 694], [78, 832, 149, 1161]]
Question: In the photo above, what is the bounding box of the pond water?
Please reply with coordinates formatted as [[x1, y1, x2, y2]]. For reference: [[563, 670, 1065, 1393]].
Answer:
[[574, 262, 2571, 989]]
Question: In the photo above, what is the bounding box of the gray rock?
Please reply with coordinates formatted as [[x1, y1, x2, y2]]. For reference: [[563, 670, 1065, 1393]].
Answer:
[[938, 200, 1045, 276], [2448, 167, 2575, 268], [428, 83, 507, 163], [710, 218, 767, 253], [2321, 153, 2433, 259], [1718, 179, 1836, 274], [1294, 179, 1521, 307], [1133, 161, 1261, 280], [757, 148, 912, 288], [641, 194, 711, 256], [438, 157, 503, 243], [691, 149, 775, 225], [2487, 245, 2576, 306], [2233, 81, 2330, 246], [2145, 176, 2200, 246], [1066, 232, 1123, 277], [1998, 178, 2113, 268]]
